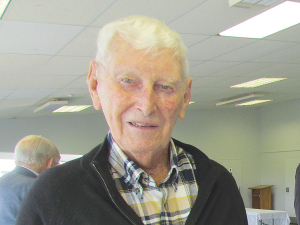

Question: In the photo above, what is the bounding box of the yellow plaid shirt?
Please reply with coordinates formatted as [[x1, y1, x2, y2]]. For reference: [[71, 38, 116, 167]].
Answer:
[[108, 133, 198, 225]]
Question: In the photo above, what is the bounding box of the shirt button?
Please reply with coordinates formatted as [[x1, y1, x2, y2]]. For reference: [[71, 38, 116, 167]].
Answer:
[[164, 202, 168, 209]]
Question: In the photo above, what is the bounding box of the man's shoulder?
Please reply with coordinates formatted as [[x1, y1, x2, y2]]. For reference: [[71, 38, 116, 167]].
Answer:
[[0, 171, 15, 188], [0, 167, 35, 181], [0, 169, 36, 195]]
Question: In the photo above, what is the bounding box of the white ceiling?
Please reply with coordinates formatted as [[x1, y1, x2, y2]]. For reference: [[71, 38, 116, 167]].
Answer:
[[0, 0, 300, 119]]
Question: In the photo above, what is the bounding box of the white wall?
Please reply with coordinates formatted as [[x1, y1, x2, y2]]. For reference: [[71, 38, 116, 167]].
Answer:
[[260, 99, 300, 216]]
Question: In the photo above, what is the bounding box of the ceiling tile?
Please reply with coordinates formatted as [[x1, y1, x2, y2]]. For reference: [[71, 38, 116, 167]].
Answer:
[[246, 63, 300, 78], [32, 56, 92, 76], [252, 44, 300, 63], [64, 76, 89, 89], [189, 61, 241, 77], [191, 76, 232, 89], [211, 62, 275, 77], [0, 21, 84, 55], [286, 57, 300, 64], [214, 40, 298, 62], [19, 76, 81, 89], [58, 27, 99, 57], [68, 96, 94, 105], [90, 0, 207, 27], [0, 98, 41, 108], [0, 54, 50, 80], [5, 0, 115, 26], [180, 34, 209, 48], [189, 60, 205, 68], [188, 36, 256, 61], [7, 89, 58, 99], [0, 106, 28, 119], [0, 90, 14, 99], [0, 74, 26, 90], [48, 89, 89, 99]]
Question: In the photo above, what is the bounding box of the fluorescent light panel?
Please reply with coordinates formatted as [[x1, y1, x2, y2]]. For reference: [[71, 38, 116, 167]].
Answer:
[[0, 0, 10, 19], [53, 105, 92, 113], [216, 93, 264, 106], [220, 1, 300, 38], [236, 99, 272, 106], [231, 78, 286, 88], [34, 101, 68, 113]]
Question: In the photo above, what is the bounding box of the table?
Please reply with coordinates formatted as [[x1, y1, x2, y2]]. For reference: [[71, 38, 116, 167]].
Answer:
[[246, 208, 291, 225]]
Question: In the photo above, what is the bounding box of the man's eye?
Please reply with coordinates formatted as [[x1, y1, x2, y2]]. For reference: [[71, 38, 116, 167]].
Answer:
[[161, 84, 171, 90], [122, 78, 133, 83]]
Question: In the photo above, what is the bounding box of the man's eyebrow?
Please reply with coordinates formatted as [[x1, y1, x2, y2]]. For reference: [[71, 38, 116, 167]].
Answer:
[[112, 66, 182, 85], [112, 66, 140, 76], [160, 76, 179, 83]]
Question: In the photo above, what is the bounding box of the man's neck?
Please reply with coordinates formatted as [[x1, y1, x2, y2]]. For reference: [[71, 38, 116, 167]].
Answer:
[[17, 163, 42, 174], [125, 148, 170, 185]]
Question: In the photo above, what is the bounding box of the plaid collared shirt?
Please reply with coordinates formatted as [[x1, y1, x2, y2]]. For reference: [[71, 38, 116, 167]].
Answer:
[[108, 133, 198, 225]]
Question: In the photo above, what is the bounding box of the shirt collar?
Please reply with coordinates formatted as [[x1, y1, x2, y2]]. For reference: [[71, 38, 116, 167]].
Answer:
[[19, 166, 40, 176], [108, 132, 143, 186], [107, 132, 179, 191]]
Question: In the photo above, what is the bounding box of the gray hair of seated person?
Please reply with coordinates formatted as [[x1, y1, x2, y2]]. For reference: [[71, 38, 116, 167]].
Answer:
[[95, 15, 189, 82], [14, 135, 59, 166]]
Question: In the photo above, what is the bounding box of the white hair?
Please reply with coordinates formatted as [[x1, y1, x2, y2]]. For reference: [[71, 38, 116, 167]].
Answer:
[[95, 15, 189, 81], [14, 135, 59, 166]]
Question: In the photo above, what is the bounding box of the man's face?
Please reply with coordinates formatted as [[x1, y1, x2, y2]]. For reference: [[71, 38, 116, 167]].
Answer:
[[88, 37, 192, 157]]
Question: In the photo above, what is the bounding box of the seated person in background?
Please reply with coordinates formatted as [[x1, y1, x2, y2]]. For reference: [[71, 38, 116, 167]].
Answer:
[[15, 15, 247, 225], [0, 135, 60, 225]]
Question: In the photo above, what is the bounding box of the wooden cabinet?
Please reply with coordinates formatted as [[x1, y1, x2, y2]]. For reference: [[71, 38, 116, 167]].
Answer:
[[249, 185, 273, 210]]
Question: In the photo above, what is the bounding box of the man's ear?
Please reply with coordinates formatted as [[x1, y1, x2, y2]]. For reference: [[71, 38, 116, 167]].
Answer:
[[179, 78, 192, 119], [87, 61, 101, 110], [45, 158, 54, 169]]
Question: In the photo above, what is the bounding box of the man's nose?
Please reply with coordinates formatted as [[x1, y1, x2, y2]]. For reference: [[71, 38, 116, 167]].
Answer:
[[135, 86, 157, 116]]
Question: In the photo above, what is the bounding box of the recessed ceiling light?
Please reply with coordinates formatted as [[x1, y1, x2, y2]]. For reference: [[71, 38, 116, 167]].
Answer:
[[236, 99, 272, 106], [216, 93, 264, 106], [0, 0, 10, 19], [34, 101, 68, 113], [220, 1, 300, 38], [231, 78, 286, 88], [53, 105, 92, 113]]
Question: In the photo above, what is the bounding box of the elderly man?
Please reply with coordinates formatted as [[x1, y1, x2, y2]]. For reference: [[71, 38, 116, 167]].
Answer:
[[0, 135, 60, 225], [16, 16, 247, 225]]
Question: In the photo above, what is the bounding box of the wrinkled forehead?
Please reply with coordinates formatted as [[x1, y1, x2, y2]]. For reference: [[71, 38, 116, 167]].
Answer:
[[105, 36, 184, 78], [107, 35, 177, 58]]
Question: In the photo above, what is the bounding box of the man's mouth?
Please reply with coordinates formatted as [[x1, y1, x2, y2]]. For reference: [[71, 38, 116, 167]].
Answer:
[[130, 122, 155, 127]]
